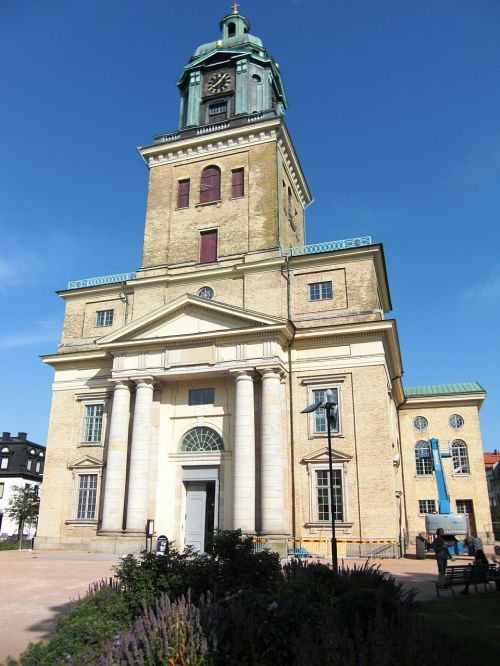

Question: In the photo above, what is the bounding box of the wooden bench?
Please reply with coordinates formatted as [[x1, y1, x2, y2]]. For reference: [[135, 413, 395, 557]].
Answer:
[[436, 564, 499, 597]]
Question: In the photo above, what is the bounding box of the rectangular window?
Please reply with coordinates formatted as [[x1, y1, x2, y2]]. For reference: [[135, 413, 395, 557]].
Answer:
[[83, 404, 104, 442], [315, 469, 343, 522], [418, 499, 436, 514], [0, 483, 4, 499], [189, 388, 215, 406], [1, 458, 8, 470], [76, 474, 98, 520], [200, 230, 218, 263], [309, 281, 333, 301], [312, 388, 339, 434], [177, 179, 190, 208], [35, 461, 41, 473], [231, 168, 244, 198], [208, 101, 227, 123], [456, 499, 473, 514], [27, 459, 32, 471], [96, 309, 114, 327]]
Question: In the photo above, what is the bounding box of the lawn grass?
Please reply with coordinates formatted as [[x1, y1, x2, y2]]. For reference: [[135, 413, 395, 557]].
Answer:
[[419, 592, 500, 665]]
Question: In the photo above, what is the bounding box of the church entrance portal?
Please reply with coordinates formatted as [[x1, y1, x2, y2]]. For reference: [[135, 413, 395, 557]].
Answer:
[[183, 465, 219, 553]]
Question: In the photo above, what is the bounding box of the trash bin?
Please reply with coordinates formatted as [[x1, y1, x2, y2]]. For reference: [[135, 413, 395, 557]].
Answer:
[[416, 534, 427, 560], [156, 535, 169, 556]]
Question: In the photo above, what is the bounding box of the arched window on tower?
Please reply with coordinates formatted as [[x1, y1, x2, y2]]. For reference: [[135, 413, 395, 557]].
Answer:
[[200, 166, 221, 204], [415, 440, 432, 476], [227, 22, 236, 37], [180, 427, 224, 453], [451, 439, 470, 474]]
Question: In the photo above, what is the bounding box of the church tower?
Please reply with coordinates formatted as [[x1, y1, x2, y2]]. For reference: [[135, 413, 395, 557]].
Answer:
[[138, 6, 310, 281]]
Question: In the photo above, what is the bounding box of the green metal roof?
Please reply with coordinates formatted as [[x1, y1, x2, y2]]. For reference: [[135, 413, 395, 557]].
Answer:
[[404, 382, 485, 397]]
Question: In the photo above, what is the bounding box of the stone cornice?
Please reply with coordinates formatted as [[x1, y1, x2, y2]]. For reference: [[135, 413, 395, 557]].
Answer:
[[401, 394, 486, 409], [42, 351, 110, 367], [138, 117, 312, 207]]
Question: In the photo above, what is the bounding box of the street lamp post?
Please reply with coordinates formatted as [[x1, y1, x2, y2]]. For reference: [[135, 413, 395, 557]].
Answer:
[[302, 389, 339, 573]]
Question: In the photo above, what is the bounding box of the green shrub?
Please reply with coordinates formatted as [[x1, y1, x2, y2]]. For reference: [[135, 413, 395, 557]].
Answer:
[[0, 539, 32, 551]]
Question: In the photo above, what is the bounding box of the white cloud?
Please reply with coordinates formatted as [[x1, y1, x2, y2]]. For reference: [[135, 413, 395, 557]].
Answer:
[[0, 320, 60, 350], [0, 249, 42, 290], [462, 267, 500, 302]]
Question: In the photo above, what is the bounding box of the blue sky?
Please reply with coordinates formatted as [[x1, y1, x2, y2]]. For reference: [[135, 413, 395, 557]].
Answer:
[[1, 0, 499, 449]]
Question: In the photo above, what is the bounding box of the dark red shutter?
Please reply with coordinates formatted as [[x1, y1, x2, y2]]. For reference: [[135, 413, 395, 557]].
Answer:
[[200, 166, 221, 203], [177, 179, 190, 208], [200, 230, 218, 263], [231, 168, 244, 198]]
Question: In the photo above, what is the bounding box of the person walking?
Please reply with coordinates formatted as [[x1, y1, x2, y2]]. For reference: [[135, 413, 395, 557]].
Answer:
[[430, 528, 449, 588]]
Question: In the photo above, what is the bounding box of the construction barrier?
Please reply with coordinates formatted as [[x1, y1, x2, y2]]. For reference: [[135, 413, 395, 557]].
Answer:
[[253, 537, 399, 560]]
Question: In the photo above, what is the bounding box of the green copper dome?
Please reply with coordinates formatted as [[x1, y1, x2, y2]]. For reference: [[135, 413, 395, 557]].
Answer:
[[176, 8, 287, 130]]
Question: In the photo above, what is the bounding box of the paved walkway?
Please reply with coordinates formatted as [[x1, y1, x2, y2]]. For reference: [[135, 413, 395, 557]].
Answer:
[[0, 547, 497, 663]]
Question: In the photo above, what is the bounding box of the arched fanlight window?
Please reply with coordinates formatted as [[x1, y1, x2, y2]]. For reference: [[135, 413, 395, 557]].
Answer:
[[1, 447, 9, 453], [451, 439, 470, 474], [180, 427, 224, 453], [415, 440, 433, 475], [200, 166, 221, 204]]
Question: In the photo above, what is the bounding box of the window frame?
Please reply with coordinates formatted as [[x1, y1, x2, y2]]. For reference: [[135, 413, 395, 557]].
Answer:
[[76, 473, 98, 520], [95, 309, 114, 328], [0, 482, 4, 499], [308, 281, 333, 302], [451, 439, 470, 475], [66, 455, 103, 525], [177, 178, 191, 209], [306, 463, 349, 526], [199, 229, 218, 264], [415, 440, 433, 476], [456, 499, 473, 515], [82, 402, 105, 444], [200, 166, 221, 204], [412, 415, 428, 432], [180, 426, 224, 453], [418, 499, 436, 515], [310, 387, 341, 436], [231, 168, 245, 198], [188, 388, 215, 406]]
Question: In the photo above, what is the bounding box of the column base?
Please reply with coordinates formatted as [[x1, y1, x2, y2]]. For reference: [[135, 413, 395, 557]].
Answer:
[[89, 533, 148, 555]]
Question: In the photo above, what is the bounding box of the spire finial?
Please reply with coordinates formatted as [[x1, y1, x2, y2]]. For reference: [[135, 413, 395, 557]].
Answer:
[[232, 2, 240, 14]]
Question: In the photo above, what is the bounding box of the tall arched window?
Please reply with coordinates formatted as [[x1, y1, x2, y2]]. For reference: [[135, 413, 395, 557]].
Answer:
[[415, 440, 432, 475], [451, 439, 470, 474], [227, 22, 236, 37], [180, 427, 224, 453], [200, 166, 221, 204]]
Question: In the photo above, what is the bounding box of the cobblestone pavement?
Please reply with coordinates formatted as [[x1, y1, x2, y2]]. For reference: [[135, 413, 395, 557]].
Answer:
[[0, 546, 497, 663]]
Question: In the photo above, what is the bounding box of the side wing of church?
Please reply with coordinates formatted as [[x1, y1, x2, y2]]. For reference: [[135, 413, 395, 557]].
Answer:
[[36, 8, 491, 555]]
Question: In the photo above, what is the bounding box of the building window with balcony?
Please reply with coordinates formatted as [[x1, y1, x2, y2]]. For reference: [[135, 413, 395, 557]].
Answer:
[[83, 404, 104, 443], [96, 309, 114, 327], [309, 281, 333, 301]]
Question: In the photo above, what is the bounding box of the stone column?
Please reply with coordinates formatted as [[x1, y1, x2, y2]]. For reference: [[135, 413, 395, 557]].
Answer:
[[125, 377, 154, 533], [233, 371, 255, 533], [101, 381, 131, 532], [260, 368, 286, 534]]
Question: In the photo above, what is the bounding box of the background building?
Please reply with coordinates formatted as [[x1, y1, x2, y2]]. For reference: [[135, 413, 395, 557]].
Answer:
[[0, 432, 44, 538], [36, 8, 491, 555]]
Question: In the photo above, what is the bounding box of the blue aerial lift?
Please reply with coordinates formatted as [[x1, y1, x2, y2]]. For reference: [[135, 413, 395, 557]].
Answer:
[[416, 438, 468, 558]]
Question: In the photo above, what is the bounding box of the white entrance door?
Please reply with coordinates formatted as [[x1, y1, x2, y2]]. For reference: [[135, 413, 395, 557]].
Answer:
[[185, 483, 207, 552]]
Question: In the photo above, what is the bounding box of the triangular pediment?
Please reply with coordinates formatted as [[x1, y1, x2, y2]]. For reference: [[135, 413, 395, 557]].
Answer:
[[68, 455, 102, 470], [301, 447, 352, 465], [97, 294, 289, 347]]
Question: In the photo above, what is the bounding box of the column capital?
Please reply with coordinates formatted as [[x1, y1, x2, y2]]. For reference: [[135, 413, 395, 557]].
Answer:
[[256, 366, 285, 380], [109, 379, 131, 390], [134, 376, 155, 388], [230, 368, 256, 381]]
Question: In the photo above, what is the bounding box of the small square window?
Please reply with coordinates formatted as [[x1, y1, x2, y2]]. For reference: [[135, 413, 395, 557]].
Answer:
[[418, 499, 436, 514], [309, 281, 333, 301], [96, 310, 114, 327], [189, 388, 215, 406]]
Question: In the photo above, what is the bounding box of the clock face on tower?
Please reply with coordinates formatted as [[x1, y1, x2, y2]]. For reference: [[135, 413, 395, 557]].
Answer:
[[206, 72, 232, 94]]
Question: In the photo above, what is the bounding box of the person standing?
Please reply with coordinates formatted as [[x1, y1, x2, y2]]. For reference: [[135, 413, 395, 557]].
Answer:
[[430, 528, 449, 588]]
